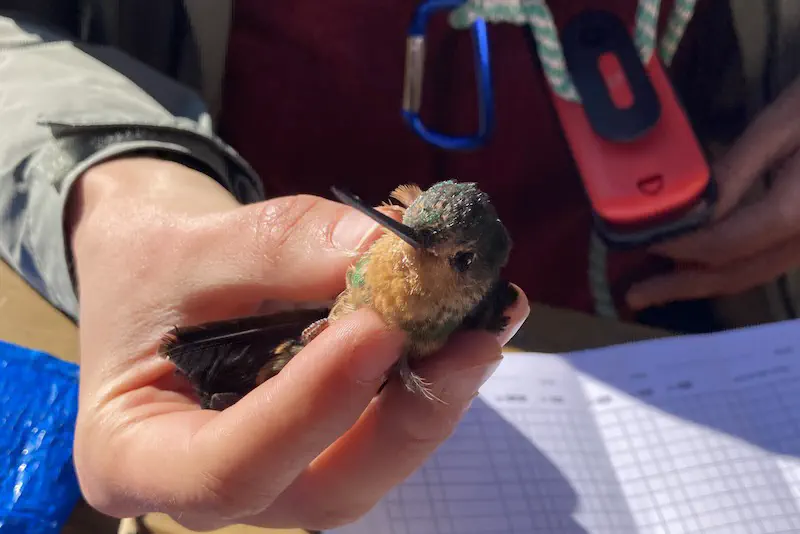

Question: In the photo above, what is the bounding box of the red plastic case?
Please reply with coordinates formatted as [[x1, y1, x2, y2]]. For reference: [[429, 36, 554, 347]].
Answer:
[[545, 10, 716, 248]]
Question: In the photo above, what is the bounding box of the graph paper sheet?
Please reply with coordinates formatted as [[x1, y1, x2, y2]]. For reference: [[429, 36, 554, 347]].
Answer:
[[330, 319, 800, 534]]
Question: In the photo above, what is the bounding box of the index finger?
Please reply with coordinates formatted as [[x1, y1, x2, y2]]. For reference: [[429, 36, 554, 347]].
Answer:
[[256, 332, 504, 530]]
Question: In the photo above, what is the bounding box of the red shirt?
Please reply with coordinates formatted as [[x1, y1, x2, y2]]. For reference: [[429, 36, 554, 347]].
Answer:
[[219, 0, 710, 319]]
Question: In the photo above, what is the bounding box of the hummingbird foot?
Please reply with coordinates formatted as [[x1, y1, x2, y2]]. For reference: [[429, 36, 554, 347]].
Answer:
[[396, 355, 445, 404], [300, 318, 329, 344]]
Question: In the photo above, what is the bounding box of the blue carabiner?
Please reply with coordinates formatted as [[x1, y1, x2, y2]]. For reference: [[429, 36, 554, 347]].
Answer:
[[402, 0, 495, 150]]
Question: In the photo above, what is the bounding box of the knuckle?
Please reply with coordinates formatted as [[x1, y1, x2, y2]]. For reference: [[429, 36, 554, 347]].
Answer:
[[395, 404, 462, 452], [73, 427, 136, 518], [77, 473, 123, 518], [76, 464, 150, 520], [195, 470, 243, 518], [80, 488, 126, 519], [249, 195, 324, 271], [194, 471, 263, 519], [193, 468, 278, 520]]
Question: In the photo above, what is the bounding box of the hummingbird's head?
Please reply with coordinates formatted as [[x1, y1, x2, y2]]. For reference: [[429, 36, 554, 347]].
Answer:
[[331, 180, 511, 287], [400, 180, 511, 283]]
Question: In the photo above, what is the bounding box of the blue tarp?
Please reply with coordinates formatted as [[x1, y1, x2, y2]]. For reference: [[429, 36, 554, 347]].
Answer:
[[0, 339, 81, 534]]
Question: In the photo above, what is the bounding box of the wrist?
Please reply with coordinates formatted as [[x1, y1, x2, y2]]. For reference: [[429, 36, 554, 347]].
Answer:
[[65, 157, 242, 278], [68, 156, 238, 236]]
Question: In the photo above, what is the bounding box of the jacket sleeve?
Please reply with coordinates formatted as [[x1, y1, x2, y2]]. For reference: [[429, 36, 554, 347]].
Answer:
[[0, 13, 265, 322]]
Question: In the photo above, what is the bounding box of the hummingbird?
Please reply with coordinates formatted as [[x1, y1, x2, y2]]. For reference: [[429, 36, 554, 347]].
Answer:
[[158, 180, 518, 409]]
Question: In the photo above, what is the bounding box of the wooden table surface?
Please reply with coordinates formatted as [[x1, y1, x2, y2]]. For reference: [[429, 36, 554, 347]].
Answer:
[[0, 259, 669, 534]]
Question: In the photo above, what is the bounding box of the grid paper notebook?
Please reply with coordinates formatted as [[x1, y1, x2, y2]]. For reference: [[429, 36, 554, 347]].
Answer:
[[330, 318, 800, 534]]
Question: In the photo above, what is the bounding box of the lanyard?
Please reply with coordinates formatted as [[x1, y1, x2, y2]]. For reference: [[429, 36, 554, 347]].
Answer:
[[402, 1, 698, 150], [403, 1, 711, 318], [448, 1, 711, 319], [449, 0, 698, 101]]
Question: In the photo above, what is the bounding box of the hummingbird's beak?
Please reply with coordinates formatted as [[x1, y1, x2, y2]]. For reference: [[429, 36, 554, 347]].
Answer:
[[331, 186, 424, 250]]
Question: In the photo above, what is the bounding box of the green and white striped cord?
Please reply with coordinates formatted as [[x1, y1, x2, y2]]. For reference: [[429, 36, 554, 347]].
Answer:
[[450, 0, 697, 100], [449, 0, 698, 318]]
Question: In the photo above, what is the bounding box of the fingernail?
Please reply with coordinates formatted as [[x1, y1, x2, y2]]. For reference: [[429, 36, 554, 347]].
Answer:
[[439, 358, 503, 401], [333, 210, 382, 252], [498, 283, 530, 346]]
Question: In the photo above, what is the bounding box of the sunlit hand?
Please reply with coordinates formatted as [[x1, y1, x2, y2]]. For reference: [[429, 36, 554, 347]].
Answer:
[[627, 76, 800, 311], [67, 158, 529, 531]]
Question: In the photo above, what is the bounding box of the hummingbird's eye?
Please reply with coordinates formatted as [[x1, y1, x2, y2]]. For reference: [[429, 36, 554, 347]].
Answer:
[[450, 251, 475, 273]]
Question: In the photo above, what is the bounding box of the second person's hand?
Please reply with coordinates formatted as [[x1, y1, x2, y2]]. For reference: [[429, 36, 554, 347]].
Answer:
[[627, 76, 800, 311]]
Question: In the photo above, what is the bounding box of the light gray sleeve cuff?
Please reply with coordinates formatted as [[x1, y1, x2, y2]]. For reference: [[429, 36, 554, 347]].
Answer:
[[0, 14, 264, 322]]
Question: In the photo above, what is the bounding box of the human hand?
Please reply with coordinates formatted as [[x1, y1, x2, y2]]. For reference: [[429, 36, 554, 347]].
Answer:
[[67, 158, 529, 531], [627, 77, 800, 311]]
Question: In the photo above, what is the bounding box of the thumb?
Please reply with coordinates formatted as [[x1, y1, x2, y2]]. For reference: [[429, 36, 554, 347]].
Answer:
[[185, 194, 389, 304]]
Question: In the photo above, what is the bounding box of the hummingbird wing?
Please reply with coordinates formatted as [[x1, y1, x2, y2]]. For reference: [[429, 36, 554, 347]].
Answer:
[[461, 279, 519, 334], [158, 308, 329, 408]]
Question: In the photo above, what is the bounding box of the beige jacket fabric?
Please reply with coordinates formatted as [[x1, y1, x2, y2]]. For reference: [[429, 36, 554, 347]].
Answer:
[[0, 0, 797, 327], [0, 0, 262, 322]]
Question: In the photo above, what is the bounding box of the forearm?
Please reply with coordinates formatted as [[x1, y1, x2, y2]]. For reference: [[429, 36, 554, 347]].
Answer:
[[0, 12, 263, 321]]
